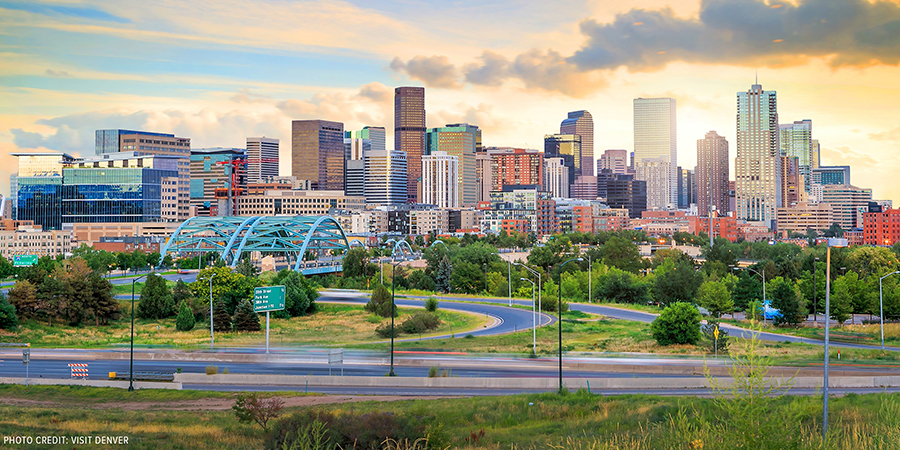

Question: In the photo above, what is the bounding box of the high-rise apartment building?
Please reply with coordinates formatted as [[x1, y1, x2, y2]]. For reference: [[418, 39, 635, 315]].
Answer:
[[364, 150, 407, 205], [291, 120, 344, 191], [426, 123, 479, 206], [735, 83, 779, 227], [779, 156, 803, 206], [543, 158, 570, 198], [697, 131, 730, 214], [421, 151, 459, 208], [95, 129, 191, 220], [544, 134, 581, 185], [779, 120, 813, 192], [560, 110, 593, 176], [245, 137, 279, 183], [395, 87, 426, 202], [598, 149, 628, 174], [476, 152, 493, 203], [190, 147, 247, 216], [489, 148, 543, 192], [634, 98, 677, 208], [677, 167, 695, 209]]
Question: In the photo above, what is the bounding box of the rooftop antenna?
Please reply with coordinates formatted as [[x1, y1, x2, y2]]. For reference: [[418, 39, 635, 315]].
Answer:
[[755, 70, 758, 85]]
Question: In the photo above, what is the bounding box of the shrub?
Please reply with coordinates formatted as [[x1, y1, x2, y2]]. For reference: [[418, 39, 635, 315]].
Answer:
[[233, 299, 260, 332], [702, 319, 729, 354], [366, 284, 394, 318], [427, 366, 439, 378], [0, 292, 17, 330], [265, 410, 424, 450], [375, 322, 399, 338], [205, 365, 218, 375], [399, 312, 441, 334], [424, 297, 438, 312], [651, 302, 702, 345], [233, 393, 284, 431], [175, 301, 195, 332]]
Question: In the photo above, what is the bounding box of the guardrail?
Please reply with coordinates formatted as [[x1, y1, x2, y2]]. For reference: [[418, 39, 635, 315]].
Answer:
[[109, 371, 175, 382]]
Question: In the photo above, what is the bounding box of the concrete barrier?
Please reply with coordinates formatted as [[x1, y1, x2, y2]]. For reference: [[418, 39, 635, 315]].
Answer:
[[0, 377, 182, 390]]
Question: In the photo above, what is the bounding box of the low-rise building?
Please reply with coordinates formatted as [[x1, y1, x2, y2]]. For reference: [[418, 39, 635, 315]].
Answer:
[[776, 202, 834, 233], [236, 190, 365, 216], [863, 208, 900, 246], [0, 224, 72, 258], [68, 222, 180, 246]]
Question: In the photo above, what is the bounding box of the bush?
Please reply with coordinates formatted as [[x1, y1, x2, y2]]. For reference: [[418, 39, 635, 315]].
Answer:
[[427, 366, 439, 378], [0, 292, 17, 330], [399, 312, 441, 334], [205, 365, 218, 375], [702, 319, 729, 354], [424, 297, 438, 312], [175, 301, 195, 332], [233, 393, 284, 431], [375, 322, 399, 338], [366, 284, 394, 318], [651, 302, 702, 345], [265, 409, 424, 450]]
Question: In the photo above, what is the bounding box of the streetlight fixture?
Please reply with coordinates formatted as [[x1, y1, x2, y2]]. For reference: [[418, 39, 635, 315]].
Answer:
[[557, 257, 583, 392], [823, 237, 848, 439], [520, 277, 537, 356], [734, 267, 766, 325], [515, 263, 541, 318], [209, 272, 217, 349], [129, 271, 155, 392], [389, 259, 406, 376], [879, 271, 899, 349]]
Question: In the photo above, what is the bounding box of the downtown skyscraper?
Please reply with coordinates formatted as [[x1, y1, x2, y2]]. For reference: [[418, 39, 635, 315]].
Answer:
[[778, 120, 813, 193], [697, 131, 730, 215], [633, 98, 677, 209], [560, 110, 593, 177], [735, 83, 779, 226], [394, 86, 426, 203], [291, 120, 344, 191]]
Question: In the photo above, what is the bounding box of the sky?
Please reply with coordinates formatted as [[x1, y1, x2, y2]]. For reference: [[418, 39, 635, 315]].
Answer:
[[1, 0, 900, 203]]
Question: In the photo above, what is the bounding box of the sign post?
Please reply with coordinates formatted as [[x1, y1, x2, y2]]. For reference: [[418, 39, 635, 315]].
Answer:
[[253, 286, 285, 354], [22, 348, 30, 386], [713, 326, 720, 359]]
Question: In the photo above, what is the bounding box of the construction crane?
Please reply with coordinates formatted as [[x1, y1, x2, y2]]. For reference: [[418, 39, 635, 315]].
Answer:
[[214, 157, 279, 216]]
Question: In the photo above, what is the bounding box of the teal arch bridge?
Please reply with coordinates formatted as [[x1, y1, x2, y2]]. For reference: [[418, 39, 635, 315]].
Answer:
[[158, 215, 351, 275]]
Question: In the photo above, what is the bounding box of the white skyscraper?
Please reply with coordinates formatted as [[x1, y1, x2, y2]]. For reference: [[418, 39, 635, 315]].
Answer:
[[735, 83, 779, 226], [364, 150, 407, 205], [778, 120, 813, 193], [543, 157, 570, 198], [422, 151, 459, 208], [246, 137, 279, 183], [633, 98, 677, 209]]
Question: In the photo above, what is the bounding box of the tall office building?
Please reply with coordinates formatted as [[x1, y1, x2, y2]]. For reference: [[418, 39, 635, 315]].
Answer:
[[811, 139, 821, 169], [364, 150, 407, 205], [395, 87, 426, 202], [677, 167, 695, 209], [348, 126, 386, 153], [779, 120, 813, 192], [779, 156, 802, 206], [598, 149, 628, 174], [821, 184, 872, 229], [811, 166, 850, 186], [95, 129, 191, 220], [605, 174, 647, 219], [422, 151, 459, 208], [246, 137, 279, 183], [633, 98, 677, 208], [697, 131, 730, 215], [476, 152, 493, 203], [426, 123, 479, 206], [543, 158, 569, 198], [190, 147, 247, 216], [291, 120, 344, 191], [544, 134, 581, 186], [560, 110, 593, 176], [735, 83, 779, 227], [489, 148, 543, 191], [11, 152, 74, 230], [343, 134, 369, 197]]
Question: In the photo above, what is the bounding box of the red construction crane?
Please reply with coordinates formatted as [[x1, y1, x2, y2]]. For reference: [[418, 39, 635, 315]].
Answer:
[[214, 157, 279, 215]]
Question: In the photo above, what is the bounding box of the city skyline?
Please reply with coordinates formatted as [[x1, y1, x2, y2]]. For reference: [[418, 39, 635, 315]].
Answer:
[[2, 0, 900, 204]]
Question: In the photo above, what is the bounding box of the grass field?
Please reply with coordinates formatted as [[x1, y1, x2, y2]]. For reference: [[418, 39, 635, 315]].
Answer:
[[0, 385, 898, 449], [0, 303, 488, 349]]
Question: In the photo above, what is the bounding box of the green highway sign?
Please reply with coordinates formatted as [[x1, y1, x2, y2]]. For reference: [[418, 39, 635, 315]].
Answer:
[[13, 255, 38, 267], [253, 286, 285, 313]]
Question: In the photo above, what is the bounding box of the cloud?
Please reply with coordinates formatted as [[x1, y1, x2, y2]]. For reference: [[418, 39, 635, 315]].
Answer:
[[571, 0, 900, 71], [869, 126, 900, 142], [275, 82, 393, 128], [822, 145, 879, 168], [44, 69, 71, 77], [389, 56, 460, 89], [463, 51, 509, 87]]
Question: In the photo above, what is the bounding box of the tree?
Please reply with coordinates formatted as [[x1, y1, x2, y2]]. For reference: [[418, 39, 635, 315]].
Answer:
[[235, 258, 260, 278], [597, 269, 651, 305], [137, 273, 175, 319], [651, 259, 703, 306], [770, 278, 803, 326], [366, 284, 394, 318], [278, 270, 317, 317], [0, 292, 18, 329], [450, 261, 483, 294], [651, 302, 702, 345], [830, 275, 856, 326], [696, 280, 734, 318], [190, 267, 253, 305], [435, 256, 453, 293], [733, 272, 762, 311], [233, 299, 261, 332], [846, 246, 898, 279], [823, 222, 844, 238], [87, 272, 120, 325], [0, 256, 15, 279], [212, 298, 232, 332], [232, 393, 284, 431], [175, 301, 195, 331], [173, 279, 192, 304], [8, 280, 40, 321], [342, 247, 369, 278], [600, 236, 645, 273]]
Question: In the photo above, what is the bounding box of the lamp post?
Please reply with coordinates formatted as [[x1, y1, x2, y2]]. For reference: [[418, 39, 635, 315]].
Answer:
[[129, 272, 154, 392], [209, 272, 217, 349], [557, 257, 583, 392], [515, 263, 541, 320], [389, 259, 405, 376], [879, 271, 899, 349], [813, 257, 820, 322], [823, 237, 848, 439], [496, 253, 512, 306], [520, 277, 536, 356]]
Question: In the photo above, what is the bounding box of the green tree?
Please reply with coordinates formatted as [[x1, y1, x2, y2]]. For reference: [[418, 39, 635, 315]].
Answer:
[[880, 275, 900, 320], [651, 302, 702, 345], [600, 236, 644, 273], [435, 256, 453, 293], [235, 258, 260, 278], [366, 284, 394, 318], [190, 267, 252, 305], [8, 280, 40, 321], [830, 275, 856, 326], [277, 270, 317, 317], [87, 271, 119, 325], [173, 279, 192, 304], [342, 247, 369, 278], [651, 259, 703, 306], [0, 292, 17, 329], [233, 299, 261, 332], [450, 261, 483, 294], [137, 273, 175, 319], [770, 278, 803, 326], [733, 272, 762, 311], [212, 298, 231, 332], [175, 300, 195, 331], [696, 280, 734, 318], [0, 256, 15, 279], [597, 269, 651, 305], [847, 246, 898, 279]]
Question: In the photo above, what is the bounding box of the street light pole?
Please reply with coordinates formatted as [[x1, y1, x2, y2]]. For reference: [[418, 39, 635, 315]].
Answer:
[[129, 272, 152, 392], [209, 272, 217, 349], [557, 257, 583, 393], [824, 238, 848, 439], [879, 271, 899, 349], [521, 278, 536, 356], [515, 262, 541, 324], [389, 259, 405, 376], [814, 257, 819, 322], [496, 253, 511, 306]]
